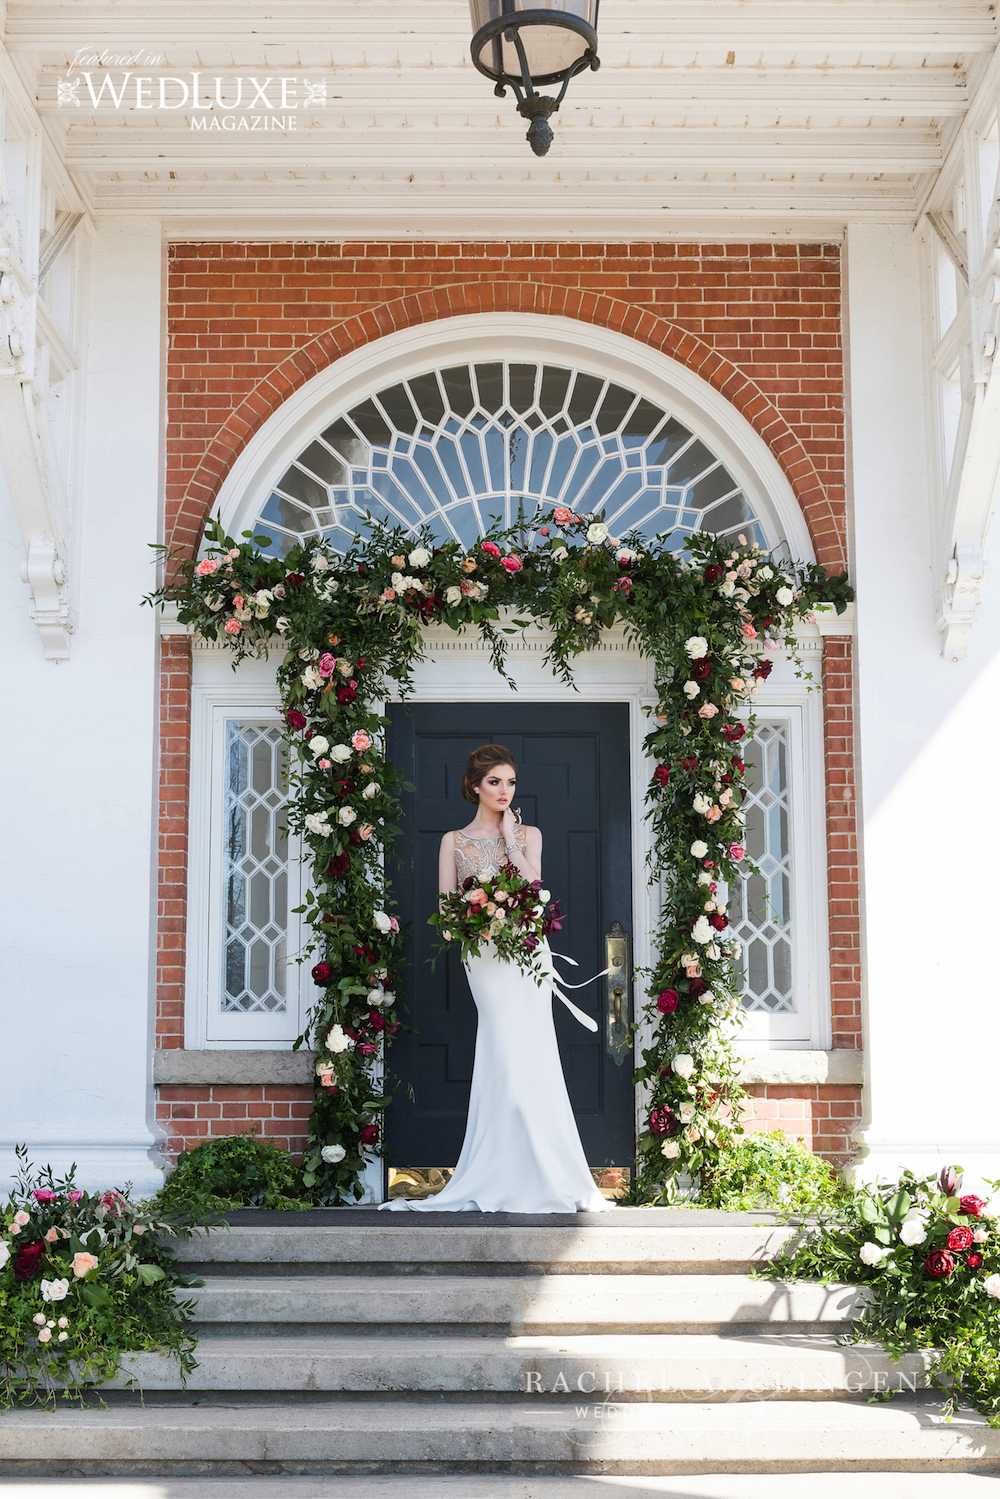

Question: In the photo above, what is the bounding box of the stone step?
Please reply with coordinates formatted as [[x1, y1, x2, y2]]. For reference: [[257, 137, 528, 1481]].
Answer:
[[1, 1398, 996, 1473], [175, 1222, 798, 1276], [187, 1274, 864, 1333], [110, 1331, 932, 1398]]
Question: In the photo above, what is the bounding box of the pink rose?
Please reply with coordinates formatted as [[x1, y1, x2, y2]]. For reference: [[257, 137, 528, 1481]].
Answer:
[[71, 1251, 99, 1278], [317, 758, 331, 769], [742, 621, 758, 639], [351, 730, 372, 752], [196, 558, 220, 577], [539, 526, 550, 536], [705, 807, 723, 823], [389, 916, 399, 934], [380, 588, 396, 602], [358, 1041, 379, 1055], [685, 964, 701, 978], [66, 1192, 82, 1203], [500, 555, 523, 574], [481, 541, 502, 558], [553, 507, 574, 525], [466, 888, 487, 907], [13, 1211, 29, 1227], [729, 844, 746, 861], [698, 703, 719, 719], [224, 618, 242, 635], [33, 1190, 58, 1203]]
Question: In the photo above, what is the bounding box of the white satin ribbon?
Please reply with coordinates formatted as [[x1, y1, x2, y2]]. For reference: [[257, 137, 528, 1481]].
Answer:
[[534, 948, 610, 1033]]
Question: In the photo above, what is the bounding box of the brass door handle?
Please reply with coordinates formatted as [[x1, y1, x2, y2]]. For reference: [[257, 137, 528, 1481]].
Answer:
[[605, 922, 631, 1066], [614, 987, 623, 1023]]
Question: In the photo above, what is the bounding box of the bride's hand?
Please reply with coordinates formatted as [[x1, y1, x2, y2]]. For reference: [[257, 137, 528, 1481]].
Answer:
[[500, 807, 519, 848]]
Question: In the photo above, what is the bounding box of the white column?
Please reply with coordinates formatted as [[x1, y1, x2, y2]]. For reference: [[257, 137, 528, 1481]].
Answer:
[[0, 218, 165, 1195], [845, 223, 1000, 1194]]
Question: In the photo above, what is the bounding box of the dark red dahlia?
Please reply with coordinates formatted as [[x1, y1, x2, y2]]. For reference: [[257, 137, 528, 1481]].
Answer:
[[688, 977, 709, 997]]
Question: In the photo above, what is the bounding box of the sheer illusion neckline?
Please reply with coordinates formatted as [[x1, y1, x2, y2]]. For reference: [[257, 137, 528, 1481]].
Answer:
[[452, 827, 527, 882]]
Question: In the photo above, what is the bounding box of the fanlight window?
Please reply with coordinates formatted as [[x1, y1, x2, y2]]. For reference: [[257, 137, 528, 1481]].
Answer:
[[252, 360, 764, 555]]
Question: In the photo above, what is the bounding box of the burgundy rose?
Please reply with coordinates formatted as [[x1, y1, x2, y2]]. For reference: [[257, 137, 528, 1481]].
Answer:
[[925, 1248, 954, 1279], [462, 876, 475, 891], [13, 1241, 44, 1281], [349, 831, 362, 846], [688, 977, 709, 997], [336, 779, 356, 798], [656, 990, 679, 1014], [960, 1195, 987, 1217], [680, 757, 698, 772], [704, 564, 724, 585], [752, 659, 774, 681], [337, 686, 357, 705], [311, 962, 333, 985], [653, 765, 670, 787], [285, 573, 304, 589], [947, 1226, 974, 1252], [286, 709, 307, 731], [967, 1252, 984, 1269], [648, 1107, 677, 1138], [722, 723, 746, 743], [357, 563, 368, 576], [692, 660, 712, 682], [327, 852, 350, 878], [368, 1010, 386, 1032], [360, 1123, 380, 1146], [708, 912, 728, 932], [730, 757, 745, 775]]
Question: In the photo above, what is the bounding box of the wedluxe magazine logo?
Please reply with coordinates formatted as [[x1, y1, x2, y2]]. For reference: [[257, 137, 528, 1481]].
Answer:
[[59, 48, 328, 132]]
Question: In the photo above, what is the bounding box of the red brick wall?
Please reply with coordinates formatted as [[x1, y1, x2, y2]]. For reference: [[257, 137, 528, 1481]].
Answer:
[[157, 238, 860, 1167], [742, 1085, 861, 1172]]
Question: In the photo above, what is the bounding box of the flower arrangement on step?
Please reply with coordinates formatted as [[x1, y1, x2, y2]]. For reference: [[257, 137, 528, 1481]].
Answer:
[[761, 1165, 1000, 1424], [0, 1146, 205, 1409], [146, 506, 851, 1204], [430, 866, 565, 978]]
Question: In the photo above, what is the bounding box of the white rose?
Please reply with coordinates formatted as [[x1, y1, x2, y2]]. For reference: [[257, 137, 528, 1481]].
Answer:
[[860, 1242, 886, 1267], [253, 589, 273, 617], [275, 615, 290, 632], [698, 989, 715, 1005], [331, 744, 352, 763], [660, 1140, 680, 1159], [302, 667, 324, 690], [304, 813, 332, 836], [683, 681, 700, 699], [552, 546, 568, 562], [680, 953, 699, 969], [315, 1060, 335, 1079], [685, 636, 708, 659], [692, 916, 712, 944], [693, 793, 713, 815], [615, 547, 638, 564], [373, 911, 393, 934], [776, 586, 794, 607], [321, 1143, 346, 1164], [445, 586, 462, 605], [0, 1241, 9, 1270], [899, 1218, 927, 1247], [719, 579, 736, 597], [697, 871, 712, 885], [391, 572, 405, 590], [326, 1025, 351, 1054], [408, 547, 432, 569], [338, 658, 354, 677], [539, 889, 550, 902], [679, 1104, 695, 1123], [973, 1228, 989, 1243], [206, 593, 225, 611], [984, 1274, 1000, 1299], [361, 782, 379, 800], [757, 566, 774, 580], [308, 736, 329, 757], [311, 553, 330, 573], [690, 840, 708, 858], [367, 988, 385, 1006], [41, 1277, 70, 1302], [586, 523, 609, 545], [672, 1053, 695, 1080], [705, 942, 721, 960], [338, 806, 357, 826], [380, 990, 395, 1007]]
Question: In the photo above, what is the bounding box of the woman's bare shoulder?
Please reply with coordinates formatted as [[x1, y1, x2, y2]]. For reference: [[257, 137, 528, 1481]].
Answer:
[[440, 829, 457, 847]]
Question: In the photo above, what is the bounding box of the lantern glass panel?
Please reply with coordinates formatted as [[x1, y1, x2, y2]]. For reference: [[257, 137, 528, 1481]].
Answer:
[[469, 1, 597, 79]]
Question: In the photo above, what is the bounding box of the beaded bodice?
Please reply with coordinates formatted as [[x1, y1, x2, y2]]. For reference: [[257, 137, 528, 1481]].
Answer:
[[453, 827, 527, 885]]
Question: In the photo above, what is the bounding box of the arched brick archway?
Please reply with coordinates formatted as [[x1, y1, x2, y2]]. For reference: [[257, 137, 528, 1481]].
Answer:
[[167, 282, 845, 571]]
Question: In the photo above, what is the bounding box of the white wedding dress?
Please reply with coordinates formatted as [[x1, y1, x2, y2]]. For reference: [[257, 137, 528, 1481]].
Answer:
[[380, 829, 613, 1215]]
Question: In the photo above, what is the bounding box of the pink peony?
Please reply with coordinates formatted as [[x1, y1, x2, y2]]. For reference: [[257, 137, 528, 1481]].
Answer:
[[729, 844, 746, 862], [196, 558, 220, 576], [33, 1190, 58, 1204], [481, 541, 502, 558], [224, 618, 242, 635], [500, 555, 523, 574], [318, 653, 337, 678], [351, 730, 372, 752]]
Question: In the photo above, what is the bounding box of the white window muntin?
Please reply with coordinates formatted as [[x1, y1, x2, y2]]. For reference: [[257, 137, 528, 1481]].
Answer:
[[186, 673, 309, 1047]]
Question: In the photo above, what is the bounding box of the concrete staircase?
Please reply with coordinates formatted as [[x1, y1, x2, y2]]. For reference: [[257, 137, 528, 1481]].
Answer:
[[2, 1207, 999, 1486]]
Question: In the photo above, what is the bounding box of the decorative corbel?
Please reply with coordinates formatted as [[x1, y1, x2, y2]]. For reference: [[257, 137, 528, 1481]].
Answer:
[[938, 539, 990, 661], [0, 206, 74, 661]]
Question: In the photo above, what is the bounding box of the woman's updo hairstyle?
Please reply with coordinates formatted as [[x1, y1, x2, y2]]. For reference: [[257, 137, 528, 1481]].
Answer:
[[462, 743, 517, 804]]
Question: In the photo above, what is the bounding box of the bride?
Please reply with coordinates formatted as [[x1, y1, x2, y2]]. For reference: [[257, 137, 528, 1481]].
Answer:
[[381, 742, 613, 1214]]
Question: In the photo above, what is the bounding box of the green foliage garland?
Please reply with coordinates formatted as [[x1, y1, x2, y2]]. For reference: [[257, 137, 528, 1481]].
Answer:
[[1, 1147, 204, 1409], [147, 509, 851, 1204]]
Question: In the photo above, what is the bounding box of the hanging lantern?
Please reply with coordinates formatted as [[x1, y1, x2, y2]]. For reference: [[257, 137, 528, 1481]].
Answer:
[[469, 1, 601, 157]]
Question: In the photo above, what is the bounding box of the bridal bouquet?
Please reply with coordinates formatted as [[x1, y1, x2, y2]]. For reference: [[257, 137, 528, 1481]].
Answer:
[[429, 866, 566, 977]]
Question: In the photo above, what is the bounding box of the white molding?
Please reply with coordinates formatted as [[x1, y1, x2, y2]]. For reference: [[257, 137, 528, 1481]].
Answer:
[[212, 312, 816, 565]]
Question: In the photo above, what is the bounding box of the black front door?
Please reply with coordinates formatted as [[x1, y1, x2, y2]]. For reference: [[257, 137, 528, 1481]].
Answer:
[[385, 702, 634, 1169]]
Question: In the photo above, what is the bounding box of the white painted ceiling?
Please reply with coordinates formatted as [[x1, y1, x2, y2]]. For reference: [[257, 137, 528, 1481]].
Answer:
[[7, 0, 1000, 237]]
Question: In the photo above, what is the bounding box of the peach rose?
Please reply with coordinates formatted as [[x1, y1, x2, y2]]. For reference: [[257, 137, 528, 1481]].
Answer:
[[359, 824, 375, 841], [71, 1251, 99, 1278], [44, 1227, 59, 1243], [466, 888, 487, 907], [697, 703, 719, 719]]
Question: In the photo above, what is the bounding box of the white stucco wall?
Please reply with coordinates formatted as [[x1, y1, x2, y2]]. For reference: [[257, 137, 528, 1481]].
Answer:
[[0, 218, 165, 1194], [846, 222, 1000, 1194]]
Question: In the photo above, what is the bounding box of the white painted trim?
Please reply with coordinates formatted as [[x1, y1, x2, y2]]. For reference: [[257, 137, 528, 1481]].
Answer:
[[185, 679, 310, 1049], [211, 313, 815, 564]]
